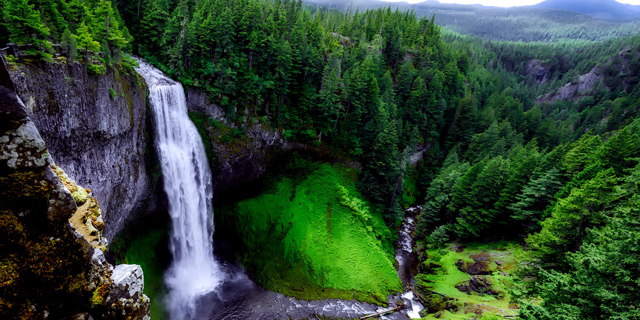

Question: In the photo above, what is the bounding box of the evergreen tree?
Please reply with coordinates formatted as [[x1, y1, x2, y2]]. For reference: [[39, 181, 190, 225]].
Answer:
[[4, 0, 51, 58], [60, 27, 77, 60], [510, 168, 562, 236], [75, 21, 100, 59]]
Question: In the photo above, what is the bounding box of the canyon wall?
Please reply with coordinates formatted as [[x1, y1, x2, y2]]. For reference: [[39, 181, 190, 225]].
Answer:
[[6, 58, 157, 240]]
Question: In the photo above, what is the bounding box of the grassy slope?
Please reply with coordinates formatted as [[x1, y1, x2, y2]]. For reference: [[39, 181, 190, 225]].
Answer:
[[417, 242, 521, 319], [222, 163, 402, 304]]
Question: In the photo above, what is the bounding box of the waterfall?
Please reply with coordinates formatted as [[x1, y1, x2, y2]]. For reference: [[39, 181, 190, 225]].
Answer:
[[136, 61, 224, 319]]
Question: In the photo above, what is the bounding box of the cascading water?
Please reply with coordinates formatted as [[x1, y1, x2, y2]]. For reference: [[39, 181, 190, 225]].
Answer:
[[136, 61, 224, 319]]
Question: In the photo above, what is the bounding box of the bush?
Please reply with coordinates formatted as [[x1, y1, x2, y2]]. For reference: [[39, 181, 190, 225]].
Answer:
[[87, 63, 106, 75], [109, 88, 117, 99]]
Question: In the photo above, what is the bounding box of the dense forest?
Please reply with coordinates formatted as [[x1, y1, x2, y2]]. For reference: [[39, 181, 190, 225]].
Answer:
[[308, 0, 640, 42], [3, 0, 640, 318]]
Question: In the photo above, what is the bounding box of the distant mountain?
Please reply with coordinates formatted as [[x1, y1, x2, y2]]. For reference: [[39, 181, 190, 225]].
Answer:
[[532, 0, 640, 21], [306, 0, 640, 42]]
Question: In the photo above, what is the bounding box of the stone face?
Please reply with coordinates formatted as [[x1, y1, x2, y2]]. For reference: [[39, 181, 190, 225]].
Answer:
[[7, 60, 156, 240], [110, 265, 145, 300], [184, 87, 291, 199], [185, 86, 227, 122], [0, 67, 149, 320], [45, 166, 78, 222]]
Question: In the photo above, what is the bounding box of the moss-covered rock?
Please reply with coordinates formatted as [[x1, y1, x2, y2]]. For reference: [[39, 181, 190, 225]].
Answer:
[[0, 81, 149, 320]]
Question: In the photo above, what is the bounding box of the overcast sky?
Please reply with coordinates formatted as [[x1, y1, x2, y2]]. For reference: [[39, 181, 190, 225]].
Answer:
[[378, 0, 640, 7]]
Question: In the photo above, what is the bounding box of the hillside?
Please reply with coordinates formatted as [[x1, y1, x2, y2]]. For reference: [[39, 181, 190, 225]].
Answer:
[[533, 0, 640, 21], [306, 0, 640, 42]]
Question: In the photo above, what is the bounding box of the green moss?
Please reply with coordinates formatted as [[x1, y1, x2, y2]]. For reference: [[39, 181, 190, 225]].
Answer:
[[220, 164, 402, 304], [415, 242, 521, 319], [109, 88, 118, 99], [71, 187, 89, 205]]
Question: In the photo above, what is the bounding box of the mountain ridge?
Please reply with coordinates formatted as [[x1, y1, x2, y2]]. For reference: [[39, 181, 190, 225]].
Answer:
[[531, 0, 640, 20]]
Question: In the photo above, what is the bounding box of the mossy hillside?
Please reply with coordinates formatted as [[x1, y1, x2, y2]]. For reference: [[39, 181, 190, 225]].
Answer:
[[416, 242, 520, 319], [222, 163, 402, 304]]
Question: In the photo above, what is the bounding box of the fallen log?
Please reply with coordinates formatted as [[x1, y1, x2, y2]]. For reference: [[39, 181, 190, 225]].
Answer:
[[360, 306, 402, 319], [416, 286, 448, 298], [408, 286, 429, 305]]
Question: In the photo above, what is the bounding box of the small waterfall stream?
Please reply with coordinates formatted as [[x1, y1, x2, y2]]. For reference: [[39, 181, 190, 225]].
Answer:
[[395, 206, 425, 319], [136, 61, 224, 320]]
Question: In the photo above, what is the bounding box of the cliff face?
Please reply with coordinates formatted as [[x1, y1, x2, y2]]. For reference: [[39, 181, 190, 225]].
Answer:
[[185, 86, 291, 199], [0, 82, 149, 319], [7, 59, 155, 240]]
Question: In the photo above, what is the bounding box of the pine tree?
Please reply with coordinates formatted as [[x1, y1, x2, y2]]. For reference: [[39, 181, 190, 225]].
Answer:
[[4, 0, 51, 57], [527, 169, 619, 266], [60, 27, 77, 60], [510, 168, 562, 235], [75, 21, 100, 60]]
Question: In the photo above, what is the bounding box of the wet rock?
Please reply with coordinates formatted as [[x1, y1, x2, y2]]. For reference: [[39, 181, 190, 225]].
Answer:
[[99, 265, 150, 320], [455, 276, 498, 296], [110, 265, 144, 300], [456, 253, 493, 275]]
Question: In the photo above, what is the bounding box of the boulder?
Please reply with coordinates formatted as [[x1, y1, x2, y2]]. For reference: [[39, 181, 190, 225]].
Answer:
[[455, 276, 498, 296]]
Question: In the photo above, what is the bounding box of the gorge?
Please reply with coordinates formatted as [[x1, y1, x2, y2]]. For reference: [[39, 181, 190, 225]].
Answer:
[[3, 0, 640, 318]]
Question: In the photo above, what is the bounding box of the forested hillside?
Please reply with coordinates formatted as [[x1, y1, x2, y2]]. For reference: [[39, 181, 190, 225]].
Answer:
[[308, 0, 640, 42], [3, 0, 640, 318]]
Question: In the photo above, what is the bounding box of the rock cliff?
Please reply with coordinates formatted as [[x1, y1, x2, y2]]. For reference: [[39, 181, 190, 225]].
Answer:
[[0, 79, 150, 319], [185, 86, 291, 199], [6, 57, 156, 240]]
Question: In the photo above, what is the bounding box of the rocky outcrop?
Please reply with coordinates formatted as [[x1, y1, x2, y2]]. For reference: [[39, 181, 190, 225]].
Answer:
[[185, 87, 291, 198], [0, 81, 149, 319], [455, 276, 498, 296], [536, 67, 603, 104], [6, 57, 155, 240], [526, 59, 550, 84]]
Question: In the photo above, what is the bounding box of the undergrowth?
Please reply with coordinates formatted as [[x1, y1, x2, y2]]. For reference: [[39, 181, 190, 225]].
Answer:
[[416, 242, 521, 319]]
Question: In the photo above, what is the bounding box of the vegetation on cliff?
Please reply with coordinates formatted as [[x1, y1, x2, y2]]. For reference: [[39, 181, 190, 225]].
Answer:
[[217, 161, 402, 303]]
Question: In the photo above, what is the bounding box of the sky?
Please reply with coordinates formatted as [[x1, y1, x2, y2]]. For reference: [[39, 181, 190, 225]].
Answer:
[[378, 0, 640, 7]]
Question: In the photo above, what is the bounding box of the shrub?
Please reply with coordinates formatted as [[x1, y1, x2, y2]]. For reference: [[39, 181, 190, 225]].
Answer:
[[87, 63, 106, 75]]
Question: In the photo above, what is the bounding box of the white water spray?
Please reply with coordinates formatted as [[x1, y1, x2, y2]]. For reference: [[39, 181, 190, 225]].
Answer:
[[136, 61, 224, 319]]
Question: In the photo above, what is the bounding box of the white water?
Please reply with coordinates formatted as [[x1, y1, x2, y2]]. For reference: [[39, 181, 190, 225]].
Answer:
[[136, 61, 224, 319], [401, 291, 424, 319]]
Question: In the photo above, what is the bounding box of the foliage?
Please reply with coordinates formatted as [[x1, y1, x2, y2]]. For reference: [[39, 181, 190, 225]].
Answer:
[[87, 63, 106, 75], [60, 28, 77, 60], [109, 88, 117, 99]]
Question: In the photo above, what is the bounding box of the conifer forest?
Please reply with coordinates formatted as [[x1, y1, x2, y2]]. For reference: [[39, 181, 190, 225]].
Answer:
[[1, 0, 640, 319]]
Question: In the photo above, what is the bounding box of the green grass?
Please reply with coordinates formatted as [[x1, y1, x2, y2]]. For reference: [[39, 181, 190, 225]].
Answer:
[[220, 163, 402, 304], [416, 242, 521, 319]]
